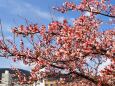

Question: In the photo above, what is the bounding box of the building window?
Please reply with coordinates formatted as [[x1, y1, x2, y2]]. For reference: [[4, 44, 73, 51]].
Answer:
[[39, 79, 43, 83], [45, 84, 48, 86], [50, 84, 54, 86]]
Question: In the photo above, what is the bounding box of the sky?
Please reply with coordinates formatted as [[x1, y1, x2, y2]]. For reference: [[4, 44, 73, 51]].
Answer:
[[0, 0, 115, 71], [0, 0, 78, 71]]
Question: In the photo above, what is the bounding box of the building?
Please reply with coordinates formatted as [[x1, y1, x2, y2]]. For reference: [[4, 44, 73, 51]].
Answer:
[[0, 70, 12, 86], [0, 68, 31, 86], [0, 68, 60, 86], [33, 78, 58, 86]]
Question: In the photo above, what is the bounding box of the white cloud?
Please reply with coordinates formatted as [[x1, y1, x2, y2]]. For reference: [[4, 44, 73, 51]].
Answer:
[[84, 12, 91, 16], [0, 0, 51, 20], [56, 17, 75, 25], [98, 59, 111, 71], [70, 18, 74, 21], [57, 16, 64, 22], [14, 61, 31, 70], [86, 56, 111, 74], [10, 60, 31, 71], [0, 36, 13, 40], [0, 57, 31, 71], [14, 2, 51, 20]]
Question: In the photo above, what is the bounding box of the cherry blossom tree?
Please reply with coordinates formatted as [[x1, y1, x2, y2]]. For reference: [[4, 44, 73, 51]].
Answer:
[[0, 0, 115, 86]]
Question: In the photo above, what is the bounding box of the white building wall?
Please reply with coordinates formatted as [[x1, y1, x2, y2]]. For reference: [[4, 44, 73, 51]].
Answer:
[[33, 80, 45, 86], [0, 70, 12, 86]]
